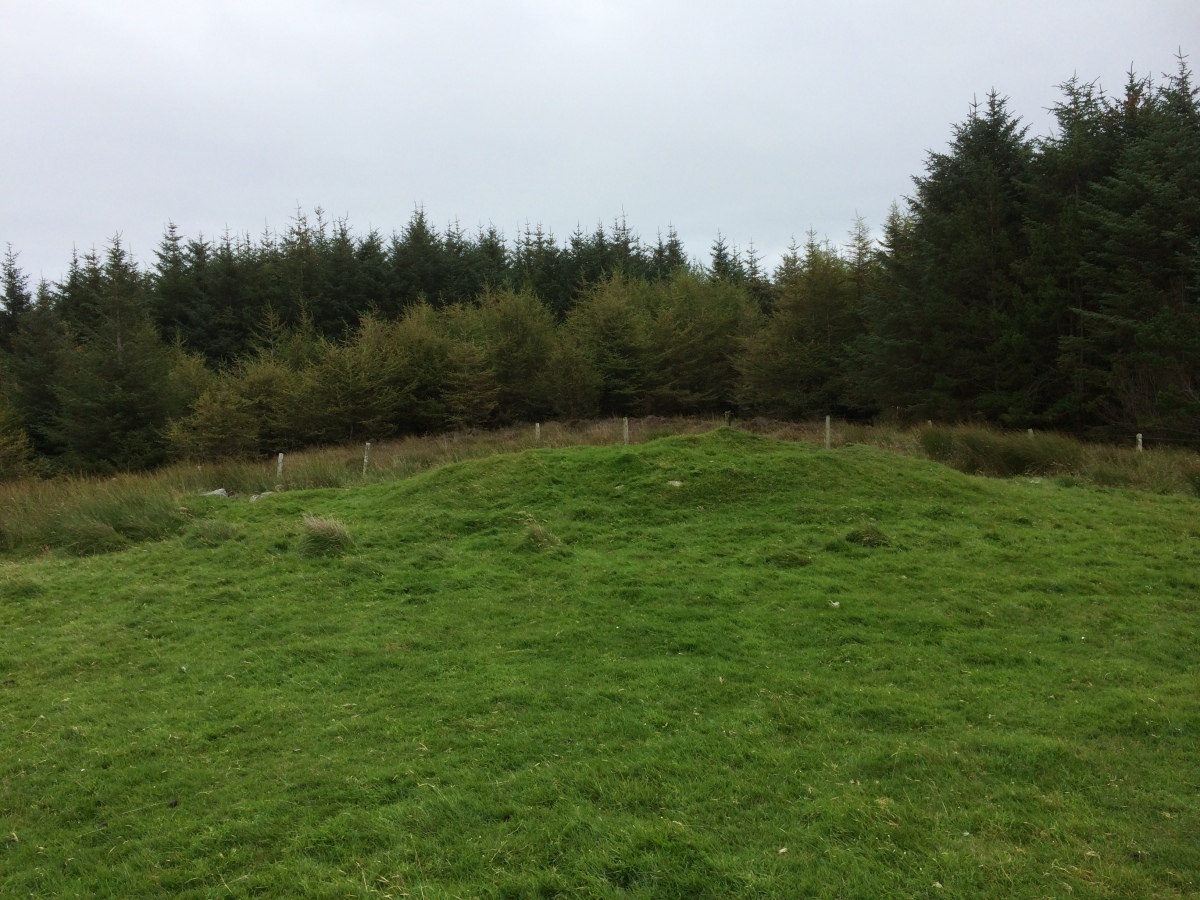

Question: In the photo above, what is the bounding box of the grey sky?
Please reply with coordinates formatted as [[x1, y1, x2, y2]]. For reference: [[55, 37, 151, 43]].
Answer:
[[1, 0, 1196, 282]]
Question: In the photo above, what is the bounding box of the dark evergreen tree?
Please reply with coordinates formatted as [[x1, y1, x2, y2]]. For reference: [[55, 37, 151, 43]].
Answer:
[[0, 245, 32, 352], [513, 223, 570, 318], [742, 241, 774, 311], [51, 240, 176, 471], [859, 93, 1036, 421], [1060, 58, 1200, 439], [391, 208, 446, 307], [708, 232, 745, 283], [650, 227, 687, 280]]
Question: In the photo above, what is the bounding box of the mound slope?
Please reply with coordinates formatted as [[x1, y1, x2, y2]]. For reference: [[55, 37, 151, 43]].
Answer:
[[2, 430, 1198, 896]]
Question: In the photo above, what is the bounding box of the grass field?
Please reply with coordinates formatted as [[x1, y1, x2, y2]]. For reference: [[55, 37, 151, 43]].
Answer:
[[2, 429, 1198, 896]]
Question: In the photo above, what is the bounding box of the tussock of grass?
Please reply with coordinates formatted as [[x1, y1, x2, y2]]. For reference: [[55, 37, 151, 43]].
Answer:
[[300, 515, 353, 557], [760, 548, 813, 568], [520, 512, 565, 554], [183, 519, 239, 548], [844, 524, 890, 547]]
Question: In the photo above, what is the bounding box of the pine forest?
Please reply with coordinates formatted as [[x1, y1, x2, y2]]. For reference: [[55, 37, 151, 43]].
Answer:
[[1, 61, 1197, 477]]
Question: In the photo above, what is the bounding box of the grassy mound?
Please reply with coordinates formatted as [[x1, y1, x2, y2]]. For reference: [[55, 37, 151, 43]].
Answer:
[[1, 429, 1197, 896]]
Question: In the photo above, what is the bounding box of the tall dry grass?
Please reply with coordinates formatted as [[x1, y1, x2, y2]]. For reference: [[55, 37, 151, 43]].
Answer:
[[2, 416, 1196, 557], [0, 418, 718, 556]]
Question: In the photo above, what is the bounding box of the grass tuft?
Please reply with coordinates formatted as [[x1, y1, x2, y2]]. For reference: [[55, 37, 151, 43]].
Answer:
[[183, 519, 239, 548], [301, 515, 354, 557], [60, 520, 131, 556], [845, 524, 890, 547], [521, 513, 564, 553], [761, 548, 813, 568]]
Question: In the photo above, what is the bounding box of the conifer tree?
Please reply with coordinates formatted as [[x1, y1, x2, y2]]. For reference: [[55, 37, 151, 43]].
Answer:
[[0, 388, 32, 480], [52, 239, 176, 471], [566, 274, 654, 416], [6, 282, 64, 456], [708, 232, 745, 283], [739, 232, 860, 417], [650, 227, 687, 280], [0, 245, 32, 352], [392, 208, 446, 307], [859, 94, 1035, 421]]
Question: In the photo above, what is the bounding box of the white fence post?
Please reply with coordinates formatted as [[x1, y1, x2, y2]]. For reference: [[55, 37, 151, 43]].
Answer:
[[1137, 433, 1143, 453], [363, 441, 371, 475], [276, 452, 284, 481], [535, 423, 541, 443]]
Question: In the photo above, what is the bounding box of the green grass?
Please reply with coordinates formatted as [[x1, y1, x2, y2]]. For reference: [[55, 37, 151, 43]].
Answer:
[[1, 429, 1198, 896], [3, 417, 1199, 559]]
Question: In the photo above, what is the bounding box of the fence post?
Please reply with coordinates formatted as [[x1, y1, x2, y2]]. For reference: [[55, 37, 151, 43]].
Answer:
[[535, 423, 541, 443], [623, 417, 630, 446], [362, 441, 371, 475], [1028, 428, 1034, 438], [1137, 433, 1143, 453], [276, 452, 284, 481], [825, 415, 831, 451]]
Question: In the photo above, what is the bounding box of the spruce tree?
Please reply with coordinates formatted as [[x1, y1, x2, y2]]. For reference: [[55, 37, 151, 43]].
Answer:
[[859, 94, 1035, 421], [708, 232, 745, 283], [1063, 58, 1200, 438], [7, 282, 65, 456], [51, 239, 176, 471], [0, 245, 32, 352], [392, 208, 446, 307]]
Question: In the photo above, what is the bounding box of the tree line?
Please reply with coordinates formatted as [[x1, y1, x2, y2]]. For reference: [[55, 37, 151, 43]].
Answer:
[[1, 58, 1196, 476]]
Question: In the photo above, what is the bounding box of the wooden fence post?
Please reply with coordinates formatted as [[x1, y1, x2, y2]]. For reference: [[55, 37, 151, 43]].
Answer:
[[1137, 433, 1143, 453], [825, 415, 831, 451], [623, 417, 630, 445], [363, 441, 371, 475], [276, 452, 284, 481]]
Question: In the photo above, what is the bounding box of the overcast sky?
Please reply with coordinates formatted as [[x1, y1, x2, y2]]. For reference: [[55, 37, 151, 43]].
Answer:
[[1, 0, 1196, 282]]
